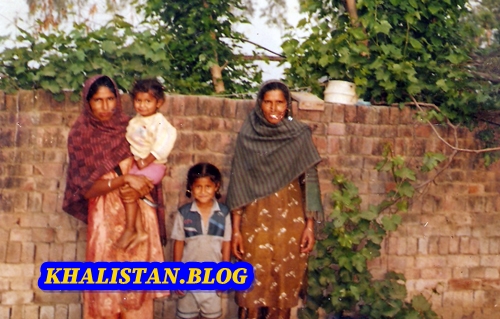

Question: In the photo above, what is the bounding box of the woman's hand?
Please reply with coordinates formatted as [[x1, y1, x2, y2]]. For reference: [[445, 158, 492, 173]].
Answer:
[[124, 174, 153, 197], [232, 232, 245, 260], [300, 224, 315, 254], [119, 185, 140, 203]]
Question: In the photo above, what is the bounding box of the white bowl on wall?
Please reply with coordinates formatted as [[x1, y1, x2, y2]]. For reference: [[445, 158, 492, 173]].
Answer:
[[324, 80, 358, 105]]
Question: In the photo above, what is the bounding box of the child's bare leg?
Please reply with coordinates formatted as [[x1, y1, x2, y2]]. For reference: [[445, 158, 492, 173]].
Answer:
[[116, 201, 139, 249], [239, 307, 259, 319], [127, 203, 149, 250]]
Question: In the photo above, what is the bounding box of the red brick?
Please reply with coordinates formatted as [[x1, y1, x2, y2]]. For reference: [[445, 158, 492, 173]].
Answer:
[[452, 267, 469, 279], [235, 100, 253, 120], [449, 236, 460, 254], [32, 228, 55, 243], [447, 255, 480, 267], [0, 90, 4, 111], [9, 277, 32, 290], [399, 106, 414, 124], [4, 94, 17, 112], [207, 132, 233, 154], [357, 105, 380, 124], [158, 94, 172, 116], [326, 137, 341, 154], [397, 125, 413, 138], [192, 117, 212, 131], [55, 304, 68, 319], [415, 255, 447, 268], [344, 104, 357, 123], [62, 242, 77, 261], [21, 242, 35, 263], [34, 291, 80, 303], [300, 110, 323, 122], [327, 123, 346, 136], [386, 106, 400, 125], [222, 98, 237, 118], [120, 93, 134, 116], [414, 124, 433, 138], [166, 94, 185, 116], [68, 304, 82, 319], [5, 242, 21, 263], [42, 193, 59, 214], [55, 229, 77, 242], [198, 96, 223, 117], [10, 229, 32, 242], [0, 264, 34, 277], [449, 279, 482, 290], [312, 136, 327, 155], [210, 117, 226, 131], [420, 267, 451, 280], [76, 242, 86, 261], [193, 133, 208, 150], [32, 305, 51, 319], [49, 242, 64, 260], [175, 132, 194, 151], [23, 305, 39, 319], [1, 291, 34, 305], [185, 95, 202, 116], [321, 104, 333, 123], [40, 112, 63, 125], [330, 104, 345, 122], [27, 192, 42, 212]]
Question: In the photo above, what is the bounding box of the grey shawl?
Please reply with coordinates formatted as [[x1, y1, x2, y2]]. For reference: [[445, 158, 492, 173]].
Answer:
[[226, 80, 323, 220]]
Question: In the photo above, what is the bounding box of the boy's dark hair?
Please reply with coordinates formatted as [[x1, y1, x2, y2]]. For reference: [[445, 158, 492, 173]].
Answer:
[[87, 76, 117, 101], [186, 162, 222, 199], [131, 78, 164, 101]]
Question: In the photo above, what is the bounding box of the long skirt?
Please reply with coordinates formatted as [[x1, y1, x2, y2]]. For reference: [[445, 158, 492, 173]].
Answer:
[[236, 179, 308, 309], [84, 158, 168, 319]]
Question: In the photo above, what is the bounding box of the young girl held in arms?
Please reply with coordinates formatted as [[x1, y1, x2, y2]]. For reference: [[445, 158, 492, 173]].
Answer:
[[116, 78, 177, 250], [171, 163, 231, 319]]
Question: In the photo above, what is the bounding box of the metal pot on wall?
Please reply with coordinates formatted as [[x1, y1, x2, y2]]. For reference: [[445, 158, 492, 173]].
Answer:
[[324, 80, 358, 104]]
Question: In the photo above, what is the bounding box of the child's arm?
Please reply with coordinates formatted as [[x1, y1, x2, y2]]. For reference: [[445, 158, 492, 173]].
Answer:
[[222, 211, 232, 262], [136, 153, 157, 170], [173, 240, 184, 262], [221, 241, 231, 262], [151, 115, 177, 164]]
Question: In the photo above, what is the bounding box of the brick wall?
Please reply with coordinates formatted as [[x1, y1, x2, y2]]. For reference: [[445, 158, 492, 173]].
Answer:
[[1, 90, 499, 319]]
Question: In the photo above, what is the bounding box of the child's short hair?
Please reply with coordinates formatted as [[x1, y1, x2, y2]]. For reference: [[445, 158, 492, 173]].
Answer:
[[131, 78, 164, 101], [186, 163, 222, 199]]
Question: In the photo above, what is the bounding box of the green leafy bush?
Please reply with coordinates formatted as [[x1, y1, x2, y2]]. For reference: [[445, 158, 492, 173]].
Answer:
[[300, 145, 442, 319], [283, 0, 500, 124], [0, 16, 173, 101]]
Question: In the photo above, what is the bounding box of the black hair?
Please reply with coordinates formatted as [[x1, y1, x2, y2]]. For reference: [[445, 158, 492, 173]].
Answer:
[[86, 76, 117, 101], [185, 162, 222, 199], [131, 78, 164, 101]]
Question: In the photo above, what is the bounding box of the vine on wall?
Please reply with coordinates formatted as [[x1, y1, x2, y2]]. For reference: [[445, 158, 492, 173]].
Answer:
[[300, 146, 445, 319]]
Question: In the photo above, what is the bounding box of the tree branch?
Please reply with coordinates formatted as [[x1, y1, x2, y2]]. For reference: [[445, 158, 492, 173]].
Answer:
[[239, 55, 285, 62], [238, 38, 286, 58], [409, 97, 500, 154]]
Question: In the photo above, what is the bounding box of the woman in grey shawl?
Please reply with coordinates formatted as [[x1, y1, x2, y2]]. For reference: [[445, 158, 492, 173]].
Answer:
[[226, 80, 323, 319]]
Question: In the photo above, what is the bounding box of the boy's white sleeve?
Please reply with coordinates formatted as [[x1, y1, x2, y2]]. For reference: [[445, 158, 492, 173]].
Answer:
[[151, 114, 177, 163], [223, 213, 232, 242], [170, 211, 185, 241]]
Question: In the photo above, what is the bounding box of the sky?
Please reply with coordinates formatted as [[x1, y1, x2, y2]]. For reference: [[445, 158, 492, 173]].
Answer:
[[0, 0, 303, 81]]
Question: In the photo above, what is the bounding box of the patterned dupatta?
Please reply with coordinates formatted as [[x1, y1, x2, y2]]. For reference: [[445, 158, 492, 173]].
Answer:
[[62, 75, 167, 244], [226, 80, 323, 220]]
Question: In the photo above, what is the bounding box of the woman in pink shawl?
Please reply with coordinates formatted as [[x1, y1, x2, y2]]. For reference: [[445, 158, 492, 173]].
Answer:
[[63, 75, 168, 319]]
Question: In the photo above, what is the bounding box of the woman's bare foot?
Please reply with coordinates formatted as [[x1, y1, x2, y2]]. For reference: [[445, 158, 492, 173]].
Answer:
[[116, 229, 136, 249]]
